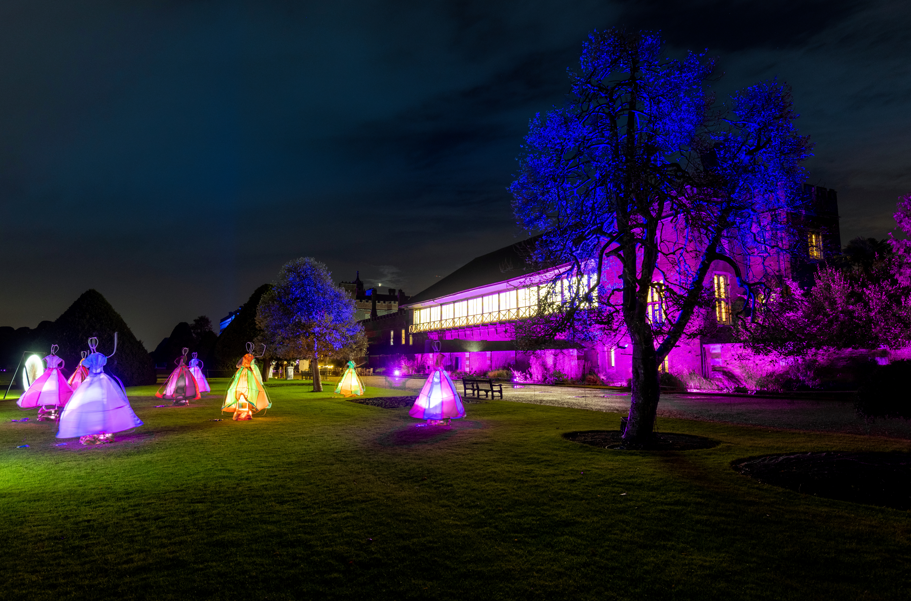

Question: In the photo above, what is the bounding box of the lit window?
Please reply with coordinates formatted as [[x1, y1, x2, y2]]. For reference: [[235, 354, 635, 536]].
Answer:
[[401, 329, 405, 344], [467, 297, 482, 316], [429, 305, 440, 322], [609, 347, 615, 367], [441, 303, 453, 320], [808, 231, 823, 260], [518, 286, 537, 308], [499, 290, 517, 311], [409, 334, 413, 345], [454, 301, 467, 318], [647, 281, 664, 325], [390, 330, 394, 346], [483, 294, 498, 315], [714, 274, 731, 325]]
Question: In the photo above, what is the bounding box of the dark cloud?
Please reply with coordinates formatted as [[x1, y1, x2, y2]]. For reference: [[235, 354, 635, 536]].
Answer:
[[616, 0, 864, 52], [0, 0, 908, 346]]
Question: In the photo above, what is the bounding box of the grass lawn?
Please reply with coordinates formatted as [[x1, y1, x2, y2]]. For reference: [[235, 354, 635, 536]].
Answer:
[[1, 379, 909, 600]]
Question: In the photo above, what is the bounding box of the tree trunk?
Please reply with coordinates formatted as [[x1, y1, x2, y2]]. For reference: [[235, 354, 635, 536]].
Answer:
[[311, 352, 322, 392], [623, 339, 661, 446], [262, 357, 271, 382]]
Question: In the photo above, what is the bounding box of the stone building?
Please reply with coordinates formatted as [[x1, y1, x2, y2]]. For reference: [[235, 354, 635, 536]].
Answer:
[[339, 271, 409, 321]]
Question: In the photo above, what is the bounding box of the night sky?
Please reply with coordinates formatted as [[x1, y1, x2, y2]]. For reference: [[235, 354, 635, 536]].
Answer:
[[1, 0, 909, 348]]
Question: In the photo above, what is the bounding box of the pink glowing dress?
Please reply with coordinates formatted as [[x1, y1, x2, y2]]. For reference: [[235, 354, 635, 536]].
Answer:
[[67, 351, 90, 390], [157, 348, 201, 401], [188, 352, 210, 393], [57, 339, 143, 439], [410, 368, 466, 422], [17, 346, 73, 410]]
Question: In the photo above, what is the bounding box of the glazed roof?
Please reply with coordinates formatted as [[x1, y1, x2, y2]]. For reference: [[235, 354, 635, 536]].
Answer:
[[405, 236, 540, 305]]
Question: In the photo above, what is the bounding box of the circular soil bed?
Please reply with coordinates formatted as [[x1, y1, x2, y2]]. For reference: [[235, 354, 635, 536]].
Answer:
[[350, 396, 485, 409], [350, 396, 417, 409], [733, 452, 911, 510], [563, 430, 720, 451]]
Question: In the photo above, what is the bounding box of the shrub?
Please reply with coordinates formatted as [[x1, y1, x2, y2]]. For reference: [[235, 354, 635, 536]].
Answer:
[[855, 361, 911, 420], [659, 371, 686, 391], [487, 369, 511, 380], [546, 370, 567, 385], [585, 373, 601, 386]]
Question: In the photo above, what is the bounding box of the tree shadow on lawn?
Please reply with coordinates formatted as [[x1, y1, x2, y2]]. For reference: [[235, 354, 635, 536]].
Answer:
[[563, 430, 720, 451], [375, 418, 485, 448]]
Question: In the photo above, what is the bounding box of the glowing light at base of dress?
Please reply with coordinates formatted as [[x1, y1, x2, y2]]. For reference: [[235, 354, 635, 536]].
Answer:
[[233, 400, 254, 421], [37, 407, 59, 421], [416, 418, 451, 427], [80, 433, 113, 445]]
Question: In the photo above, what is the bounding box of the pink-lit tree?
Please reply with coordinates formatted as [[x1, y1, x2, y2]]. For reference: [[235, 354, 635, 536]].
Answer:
[[889, 193, 911, 286], [746, 195, 911, 356]]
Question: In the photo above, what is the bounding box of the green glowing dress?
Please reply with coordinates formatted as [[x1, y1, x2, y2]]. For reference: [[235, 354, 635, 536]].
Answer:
[[223, 353, 271, 419]]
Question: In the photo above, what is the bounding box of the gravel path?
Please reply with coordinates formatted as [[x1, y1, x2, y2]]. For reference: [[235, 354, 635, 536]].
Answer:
[[362, 376, 911, 440]]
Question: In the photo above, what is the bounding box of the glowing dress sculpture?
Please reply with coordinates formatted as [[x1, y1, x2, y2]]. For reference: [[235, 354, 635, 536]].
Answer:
[[188, 352, 210, 393], [156, 348, 200, 405], [335, 361, 365, 397], [17, 345, 74, 421], [67, 351, 90, 391], [410, 367, 466, 425], [222, 343, 271, 420], [57, 335, 143, 444]]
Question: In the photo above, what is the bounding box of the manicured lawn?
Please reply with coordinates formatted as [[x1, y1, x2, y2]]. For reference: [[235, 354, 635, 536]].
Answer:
[[1, 379, 909, 600]]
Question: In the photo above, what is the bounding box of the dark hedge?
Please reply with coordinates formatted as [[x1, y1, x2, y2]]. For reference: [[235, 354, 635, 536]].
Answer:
[[35, 289, 156, 387], [211, 284, 271, 371]]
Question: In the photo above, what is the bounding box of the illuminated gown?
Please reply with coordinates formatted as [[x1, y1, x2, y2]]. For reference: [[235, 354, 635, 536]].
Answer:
[[57, 351, 143, 439], [410, 368, 466, 423], [335, 361, 365, 397], [17, 350, 73, 414], [222, 353, 271, 420], [156, 348, 200, 402], [67, 352, 90, 391], [188, 352, 210, 393]]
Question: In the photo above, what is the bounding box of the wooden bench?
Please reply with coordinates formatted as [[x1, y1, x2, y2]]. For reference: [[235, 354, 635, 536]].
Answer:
[[461, 378, 503, 400]]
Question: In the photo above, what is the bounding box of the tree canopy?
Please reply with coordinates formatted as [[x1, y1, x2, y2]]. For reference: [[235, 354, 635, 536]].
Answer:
[[256, 258, 363, 392]]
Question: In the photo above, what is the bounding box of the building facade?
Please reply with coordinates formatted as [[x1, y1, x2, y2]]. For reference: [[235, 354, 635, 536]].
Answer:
[[362, 185, 841, 385]]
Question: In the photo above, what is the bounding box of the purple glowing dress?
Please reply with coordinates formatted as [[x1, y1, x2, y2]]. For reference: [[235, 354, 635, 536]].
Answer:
[[17, 347, 73, 410], [188, 352, 210, 393], [156, 348, 200, 402], [409, 368, 466, 423], [57, 339, 143, 439]]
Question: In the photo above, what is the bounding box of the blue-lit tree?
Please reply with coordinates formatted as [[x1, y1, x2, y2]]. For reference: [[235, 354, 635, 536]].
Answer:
[[256, 258, 364, 392], [511, 30, 812, 445]]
